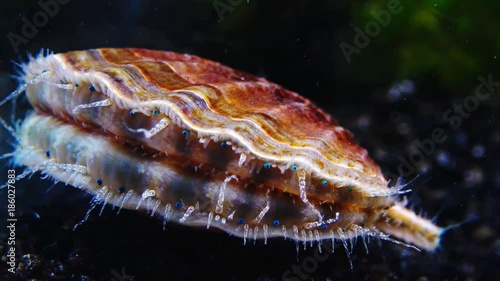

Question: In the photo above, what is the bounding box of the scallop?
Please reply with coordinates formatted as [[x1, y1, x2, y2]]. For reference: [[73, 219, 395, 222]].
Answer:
[[2, 48, 442, 251]]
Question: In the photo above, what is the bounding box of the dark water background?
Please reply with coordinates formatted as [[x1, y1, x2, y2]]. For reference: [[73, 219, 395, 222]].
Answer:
[[0, 1, 498, 280]]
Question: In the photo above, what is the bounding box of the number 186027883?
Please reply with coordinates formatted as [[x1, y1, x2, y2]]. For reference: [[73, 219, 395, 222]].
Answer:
[[7, 169, 16, 217]]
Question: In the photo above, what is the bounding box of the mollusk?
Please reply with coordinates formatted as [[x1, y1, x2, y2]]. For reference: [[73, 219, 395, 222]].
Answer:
[[3, 48, 442, 251]]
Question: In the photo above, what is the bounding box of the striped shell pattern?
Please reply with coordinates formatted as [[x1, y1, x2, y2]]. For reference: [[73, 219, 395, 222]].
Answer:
[[5, 48, 442, 251]]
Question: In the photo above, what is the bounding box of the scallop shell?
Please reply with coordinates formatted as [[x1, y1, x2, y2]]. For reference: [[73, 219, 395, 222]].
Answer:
[[4, 48, 442, 251]]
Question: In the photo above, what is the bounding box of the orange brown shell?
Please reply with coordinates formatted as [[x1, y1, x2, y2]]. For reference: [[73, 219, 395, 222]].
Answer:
[[10, 48, 442, 251], [26, 49, 387, 194]]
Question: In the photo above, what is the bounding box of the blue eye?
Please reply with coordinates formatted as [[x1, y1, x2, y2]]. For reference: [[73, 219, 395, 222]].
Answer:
[[321, 180, 328, 186], [321, 224, 327, 230], [237, 218, 244, 224], [348, 186, 353, 192], [291, 165, 297, 171], [74, 83, 79, 87], [152, 109, 159, 115], [45, 150, 51, 157], [89, 85, 96, 92], [182, 130, 188, 136], [263, 162, 271, 169], [118, 186, 125, 193], [96, 179, 103, 185], [129, 110, 136, 116], [273, 220, 280, 226], [175, 201, 182, 209], [220, 141, 228, 148]]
